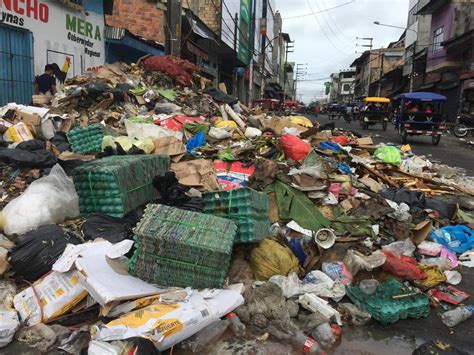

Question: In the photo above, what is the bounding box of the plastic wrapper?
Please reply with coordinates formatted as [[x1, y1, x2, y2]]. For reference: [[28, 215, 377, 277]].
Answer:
[[0, 164, 79, 235], [91, 289, 244, 351], [3, 122, 33, 142], [343, 250, 386, 276], [125, 119, 182, 141], [13, 270, 88, 325]]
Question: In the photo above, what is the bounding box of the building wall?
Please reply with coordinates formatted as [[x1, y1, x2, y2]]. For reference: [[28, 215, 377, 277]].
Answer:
[[0, 0, 105, 77], [192, 0, 221, 34], [426, 2, 454, 70], [105, 0, 165, 43]]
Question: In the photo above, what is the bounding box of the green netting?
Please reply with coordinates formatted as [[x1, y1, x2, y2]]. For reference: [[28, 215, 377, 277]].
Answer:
[[347, 279, 430, 324], [72, 155, 169, 217], [203, 188, 269, 243], [130, 204, 236, 288], [67, 124, 104, 154]]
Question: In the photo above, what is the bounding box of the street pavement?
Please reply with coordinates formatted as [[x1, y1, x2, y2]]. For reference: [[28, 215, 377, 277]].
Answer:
[[309, 114, 474, 176]]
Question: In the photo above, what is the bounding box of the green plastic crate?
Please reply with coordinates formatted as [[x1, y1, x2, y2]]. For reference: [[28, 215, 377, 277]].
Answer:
[[73, 155, 169, 217], [347, 279, 430, 325], [67, 124, 104, 154], [203, 188, 269, 243]]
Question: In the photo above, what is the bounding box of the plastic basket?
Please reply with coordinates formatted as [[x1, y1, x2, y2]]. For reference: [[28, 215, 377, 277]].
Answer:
[[347, 279, 430, 324]]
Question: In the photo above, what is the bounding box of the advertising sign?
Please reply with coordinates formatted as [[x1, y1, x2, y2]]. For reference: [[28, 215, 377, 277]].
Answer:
[[237, 0, 252, 65]]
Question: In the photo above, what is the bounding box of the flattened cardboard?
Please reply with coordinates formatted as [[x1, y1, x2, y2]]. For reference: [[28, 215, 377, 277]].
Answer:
[[411, 220, 433, 245], [153, 136, 186, 162]]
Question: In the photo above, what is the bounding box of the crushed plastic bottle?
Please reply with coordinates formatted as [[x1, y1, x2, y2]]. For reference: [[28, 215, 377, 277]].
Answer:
[[359, 279, 379, 295], [311, 323, 336, 349], [291, 331, 326, 354], [226, 312, 246, 338], [441, 306, 474, 327]]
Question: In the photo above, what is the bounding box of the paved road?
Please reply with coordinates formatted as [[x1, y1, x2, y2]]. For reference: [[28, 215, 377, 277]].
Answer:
[[309, 114, 474, 176]]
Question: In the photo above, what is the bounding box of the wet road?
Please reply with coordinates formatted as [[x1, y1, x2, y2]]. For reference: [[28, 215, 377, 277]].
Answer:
[[309, 114, 474, 176]]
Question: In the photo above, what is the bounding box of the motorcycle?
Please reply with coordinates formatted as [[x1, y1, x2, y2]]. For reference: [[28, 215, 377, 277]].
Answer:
[[453, 114, 474, 138]]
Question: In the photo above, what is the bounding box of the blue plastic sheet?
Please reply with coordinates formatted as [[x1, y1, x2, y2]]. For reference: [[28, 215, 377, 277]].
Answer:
[[430, 225, 474, 254], [186, 131, 206, 154], [318, 141, 341, 152]]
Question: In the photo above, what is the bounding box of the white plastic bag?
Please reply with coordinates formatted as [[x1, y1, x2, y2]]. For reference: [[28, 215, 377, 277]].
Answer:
[[208, 127, 231, 140], [0, 164, 79, 235], [125, 120, 182, 141], [244, 127, 262, 138]]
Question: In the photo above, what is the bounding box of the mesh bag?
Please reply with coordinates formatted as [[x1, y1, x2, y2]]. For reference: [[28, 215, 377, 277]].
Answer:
[[73, 155, 169, 217], [203, 188, 269, 243], [347, 279, 430, 324], [67, 124, 104, 154], [130, 204, 236, 288]]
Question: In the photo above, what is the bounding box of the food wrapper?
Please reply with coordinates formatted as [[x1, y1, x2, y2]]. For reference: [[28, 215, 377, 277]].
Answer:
[[92, 289, 244, 351], [13, 271, 88, 325], [3, 122, 33, 143]]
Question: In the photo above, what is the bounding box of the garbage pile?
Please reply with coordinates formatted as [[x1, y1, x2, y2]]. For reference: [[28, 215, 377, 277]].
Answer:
[[1, 56, 474, 354]]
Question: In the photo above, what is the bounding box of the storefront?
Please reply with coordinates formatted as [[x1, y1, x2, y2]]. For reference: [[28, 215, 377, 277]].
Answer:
[[0, 0, 105, 104]]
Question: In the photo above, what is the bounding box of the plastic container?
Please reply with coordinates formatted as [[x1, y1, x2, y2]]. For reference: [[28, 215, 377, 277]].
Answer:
[[291, 332, 325, 354], [441, 306, 473, 327], [359, 279, 379, 295], [226, 312, 246, 338]]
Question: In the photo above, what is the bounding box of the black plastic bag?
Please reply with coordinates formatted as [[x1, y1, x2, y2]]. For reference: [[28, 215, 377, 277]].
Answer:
[[153, 172, 203, 212], [0, 139, 57, 168], [380, 188, 426, 209], [204, 87, 238, 105], [9, 224, 81, 281], [51, 132, 70, 152], [82, 213, 133, 243]]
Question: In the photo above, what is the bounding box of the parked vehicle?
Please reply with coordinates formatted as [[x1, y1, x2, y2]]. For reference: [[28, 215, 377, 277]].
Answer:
[[251, 99, 280, 112], [394, 92, 447, 146], [358, 97, 391, 131], [453, 114, 474, 138]]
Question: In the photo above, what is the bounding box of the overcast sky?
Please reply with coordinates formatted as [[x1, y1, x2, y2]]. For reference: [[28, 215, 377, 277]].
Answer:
[[276, 0, 410, 103]]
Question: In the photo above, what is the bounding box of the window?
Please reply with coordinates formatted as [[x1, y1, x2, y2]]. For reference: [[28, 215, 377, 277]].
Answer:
[[433, 26, 444, 53], [343, 84, 351, 92], [407, 3, 418, 28]]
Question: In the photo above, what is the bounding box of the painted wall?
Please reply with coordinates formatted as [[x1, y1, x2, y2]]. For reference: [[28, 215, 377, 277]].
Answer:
[[0, 0, 105, 77], [426, 2, 454, 70]]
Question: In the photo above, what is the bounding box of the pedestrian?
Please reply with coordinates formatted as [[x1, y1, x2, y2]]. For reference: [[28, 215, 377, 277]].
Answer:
[[34, 64, 57, 97]]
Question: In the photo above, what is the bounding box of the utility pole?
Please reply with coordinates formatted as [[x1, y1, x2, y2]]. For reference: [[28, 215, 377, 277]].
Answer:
[[377, 51, 384, 97], [165, 0, 182, 56], [282, 40, 294, 101], [295, 63, 307, 101], [356, 37, 373, 97]]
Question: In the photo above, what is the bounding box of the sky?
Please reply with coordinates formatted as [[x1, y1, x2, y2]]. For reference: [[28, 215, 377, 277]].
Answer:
[[276, 0, 411, 103]]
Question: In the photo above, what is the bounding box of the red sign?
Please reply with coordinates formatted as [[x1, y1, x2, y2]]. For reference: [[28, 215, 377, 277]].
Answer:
[[0, 0, 49, 23]]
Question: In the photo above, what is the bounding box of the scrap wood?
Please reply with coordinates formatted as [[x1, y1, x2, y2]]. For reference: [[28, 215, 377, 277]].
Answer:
[[358, 163, 398, 188]]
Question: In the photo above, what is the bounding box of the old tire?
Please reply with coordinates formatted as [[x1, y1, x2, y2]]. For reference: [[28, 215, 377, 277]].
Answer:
[[432, 134, 441, 146], [453, 124, 468, 138]]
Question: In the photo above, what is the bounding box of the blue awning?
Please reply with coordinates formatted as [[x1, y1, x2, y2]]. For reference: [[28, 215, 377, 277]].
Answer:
[[395, 92, 447, 102]]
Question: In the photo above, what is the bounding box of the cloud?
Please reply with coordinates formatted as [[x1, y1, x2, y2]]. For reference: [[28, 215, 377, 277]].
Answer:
[[277, 0, 410, 103]]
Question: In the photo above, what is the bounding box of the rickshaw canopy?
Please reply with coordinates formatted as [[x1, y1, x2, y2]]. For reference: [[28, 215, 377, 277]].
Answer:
[[363, 97, 390, 103], [396, 92, 447, 102]]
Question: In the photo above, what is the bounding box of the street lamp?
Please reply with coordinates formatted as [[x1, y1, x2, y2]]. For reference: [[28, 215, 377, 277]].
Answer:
[[374, 21, 418, 92]]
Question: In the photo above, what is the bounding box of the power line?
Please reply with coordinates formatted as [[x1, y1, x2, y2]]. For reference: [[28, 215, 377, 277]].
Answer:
[[312, 0, 352, 49], [282, 0, 355, 20], [320, 0, 354, 42], [305, 0, 351, 56]]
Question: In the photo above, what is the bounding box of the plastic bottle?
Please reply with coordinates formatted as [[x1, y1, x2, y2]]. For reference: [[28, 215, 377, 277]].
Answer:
[[311, 323, 336, 349], [291, 331, 325, 354], [225, 312, 246, 338], [441, 306, 474, 327], [359, 279, 379, 295]]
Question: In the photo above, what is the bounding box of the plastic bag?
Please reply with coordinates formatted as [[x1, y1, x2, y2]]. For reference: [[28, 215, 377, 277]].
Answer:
[[343, 250, 386, 276], [186, 131, 206, 153], [430, 225, 474, 254], [0, 164, 79, 236], [381, 250, 427, 280], [382, 238, 416, 257], [244, 127, 262, 138], [9, 224, 81, 281], [125, 119, 182, 141], [208, 127, 231, 140], [373, 146, 401, 165], [82, 214, 133, 243], [250, 239, 300, 281], [280, 134, 311, 161]]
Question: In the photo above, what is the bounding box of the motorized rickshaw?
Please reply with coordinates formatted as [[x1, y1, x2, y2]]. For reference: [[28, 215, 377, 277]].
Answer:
[[394, 92, 447, 146], [251, 98, 280, 112], [358, 97, 391, 131]]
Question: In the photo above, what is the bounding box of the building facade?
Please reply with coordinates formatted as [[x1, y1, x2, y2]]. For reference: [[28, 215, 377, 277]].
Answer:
[[0, 0, 105, 105], [418, 0, 474, 121], [329, 70, 356, 103]]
